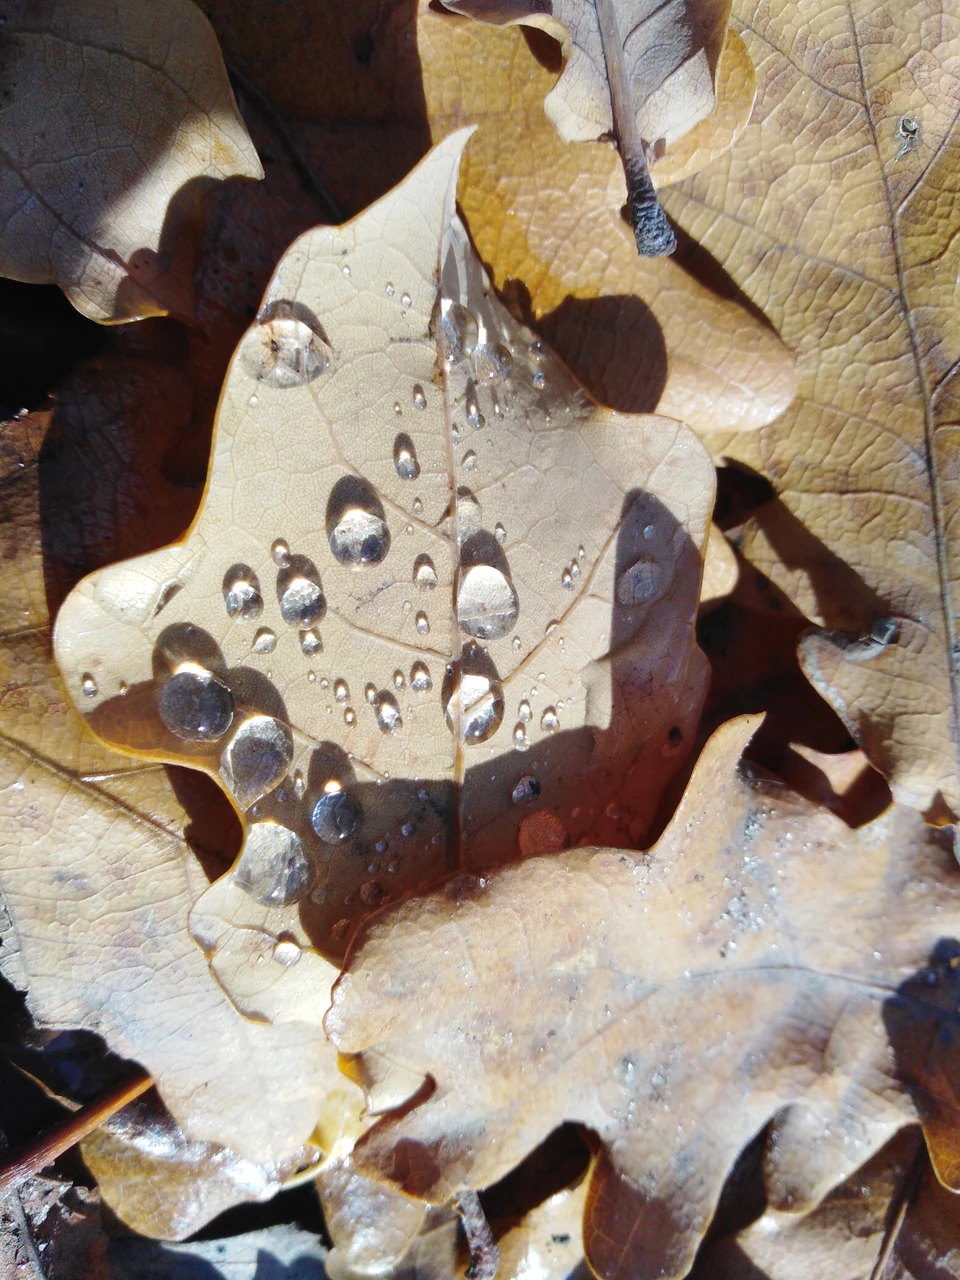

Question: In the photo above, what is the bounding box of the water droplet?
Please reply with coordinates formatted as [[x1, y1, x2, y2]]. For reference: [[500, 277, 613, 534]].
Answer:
[[401, 292, 412, 309], [570, 561, 581, 580], [457, 564, 519, 640], [518, 699, 532, 723], [279, 574, 324, 627], [465, 379, 485, 430], [385, 282, 395, 297], [271, 538, 290, 567], [158, 669, 233, 741], [364, 683, 377, 704], [445, 670, 504, 743], [342, 264, 351, 277], [312, 789, 363, 842], [375, 839, 389, 854], [540, 707, 559, 733], [307, 670, 317, 683], [320, 678, 329, 690], [416, 611, 430, 635], [240, 310, 329, 388], [512, 775, 541, 804], [561, 567, 574, 589], [252, 627, 277, 654], [329, 508, 390, 567], [577, 545, 585, 560], [512, 636, 521, 651], [118, 681, 128, 696], [300, 629, 322, 655], [376, 693, 403, 734], [81, 673, 98, 698], [474, 342, 512, 383], [294, 769, 305, 798], [234, 822, 312, 906], [462, 449, 478, 472], [360, 879, 384, 907], [401, 822, 415, 838], [394, 670, 406, 690], [411, 661, 432, 691], [513, 723, 527, 749], [451, 423, 461, 445], [643, 524, 657, 541], [394, 433, 420, 480], [393, 401, 402, 416], [334, 679, 349, 702], [495, 523, 506, 544], [437, 302, 478, 364], [532, 370, 545, 390], [220, 715, 294, 809], [412, 384, 427, 410], [223, 566, 264, 620], [616, 557, 661, 605], [272, 936, 302, 966], [344, 707, 356, 725]]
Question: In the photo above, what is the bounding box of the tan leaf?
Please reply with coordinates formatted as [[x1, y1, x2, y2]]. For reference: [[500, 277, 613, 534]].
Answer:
[[327, 715, 960, 1279], [0, 0, 262, 323], [52, 127, 715, 1000], [699, 522, 738, 613], [661, 0, 960, 818], [494, 1179, 588, 1279]]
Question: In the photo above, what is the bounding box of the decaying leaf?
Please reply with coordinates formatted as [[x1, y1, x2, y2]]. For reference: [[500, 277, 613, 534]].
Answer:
[[53, 127, 715, 1003], [0, 0, 262, 323], [442, 0, 732, 254], [662, 0, 960, 819], [327, 714, 960, 1279]]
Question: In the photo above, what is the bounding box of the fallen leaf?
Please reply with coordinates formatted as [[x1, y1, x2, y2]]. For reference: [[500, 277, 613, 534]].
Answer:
[[0, 0, 262, 323], [327, 714, 960, 1279], [699, 522, 738, 613], [661, 0, 960, 818], [493, 1179, 588, 1280], [52, 128, 715, 993]]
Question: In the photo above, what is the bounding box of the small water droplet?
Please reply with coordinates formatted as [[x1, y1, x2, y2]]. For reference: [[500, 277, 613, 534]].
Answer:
[[307, 670, 317, 683], [540, 707, 559, 733], [570, 561, 581, 580], [412, 554, 437, 591], [271, 538, 290, 567], [329, 508, 390, 567], [451, 423, 461, 445], [385, 282, 395, 296], [342, 264, 351, 277], [364, 683, 377, 704], [462, 449, 478, 471], [465, 379, 485, 430], [513, 723, 527, 749], [495, 523, 506, 544], [616, 557, 661, 605], [401, 822, 415, 838], [445, 670, 504, 743], [577, 545, 585, 560], [334, 679, 349, 702], [223, 566, 264, 620], [272, 936, 302, 966], [159, 669, 233, 741], [401, 292, 412, 309], [252, 627, 277, 654], [300, 628, 322, 655], [320, 677, 329, 690], [393, 433, 420, 480], [512, 636, 521, 651], [235, 823, 312, 906], [643, 524, 657, 540], [393, 670, 406, 690], [512, 775, 541, 804], [411, 661, 432, 691], [437, 302, 478, 364], [344, 707, 356, 725], [561, 567, 574, 589], [220, 715, 294, 809], [376, 693, 403, 734], [311, 789, 362, 842], [81, 673, 98, 698], [518, 699, 532, 723], [457, 564, 519, 640], [248, 394, 258, 409], [118, 681, 128, 696], [416, 611, 430, 635], [532, 370, 545, 390], [294, 769, 305, 798], [393, 401, 402, 416], [412, 384, 427, 410]]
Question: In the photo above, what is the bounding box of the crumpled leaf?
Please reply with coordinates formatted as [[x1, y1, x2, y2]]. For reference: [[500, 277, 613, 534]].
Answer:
[[327, 714, 960, 1280], [662, 0, 960, 819], [53, 128, 715, 992], [0, 0, 262, 323]]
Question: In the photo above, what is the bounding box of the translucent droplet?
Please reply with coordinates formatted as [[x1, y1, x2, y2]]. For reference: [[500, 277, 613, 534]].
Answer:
[[385, 282, 395, 297], [643, 524, 657, 541], [512, 636, 521, 651], [329, 508, 390, 567], [495, 523, 506, 544], [294, 769, 305, 798], [412, 385, 427, 410], [456, 487, 482, 541], [271, 539, 291, 568], [240, 313, 329, 388], [512, 775, 541, 804], [401, 822, 415, 838], [220, 715, 294, 809], [394, 433, 420, 480], [401, 292, 412, 309], [518, 699, 532, 723], [561, 567, 574, 590], [307, 670, 317, 682], [334, 679, 349, 702], [474, 342, 512, 383], [376, 693, 403, 734], [312, 789, 362, 842], [342, 264, 351, 277], [158, 669, 233, 742], [393, 670, 406, 690], [513, 724, 527, 749], [540, 707, 560, 733], [465, 379, 485, 430], [118, 681, 128, 696], [81, 673, 98, 698], [445, 671, 504, 744], [252, 627, 277, 654], [300, 629, 322, 655], [344, 707, 356, 726], [410, 661, 432, 692], [616, 557, 661, 605], [437, 302, 478, 364], [279, 575, 324, 627], [412, 496, 423, 516], [462, 450, 478, 471], [360, 879, 384, 907], [223, 567, 263, 621], [416, 611, 430, 635], [360, 682, 375, 704], [272, 936, 302, 966], [578, 545, 585, 560], [457, 564, 519, 640], [234, 822, 312, 906], [532, 371, 545, 390], [570, 561, 581, 580]]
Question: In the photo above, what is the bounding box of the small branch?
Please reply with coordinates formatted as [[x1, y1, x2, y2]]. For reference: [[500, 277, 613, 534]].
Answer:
[[0, 1067, 153, 1195], [594, 0, 676, 257], [455, 1189, 499, 1280]]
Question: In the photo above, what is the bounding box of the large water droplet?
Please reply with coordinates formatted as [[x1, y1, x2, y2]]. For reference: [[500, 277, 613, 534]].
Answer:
[[445, 670, 504, 743], [329, 508, 390, 566], [393, 433, 420, 480], [438, 302, 478, 364], [474, 342, 512, 383], [252, 627, 277, 654], [223, 565, 263, 621], [240, 309, 329, 388], [220, 715, 294, 809], [616, 557, 662, 605], [375, 692, 403, 734], [311, 789, 362, 842], [457, 564, 519, 640], [234, 822, 312, 906], [158, 669, 233, 741], [540, 707, 559, 733], [279, 573, 324, 627], [415, 611, 430, 635], [410, 661, 432, 692]]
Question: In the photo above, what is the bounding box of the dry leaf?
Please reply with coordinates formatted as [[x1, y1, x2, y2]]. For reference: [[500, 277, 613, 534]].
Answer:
[[52, 127, 715, 1000], [0, 0, 262, 323], [661, 0, 960, 818], [699, 522, 738, 613], [328, 715, 960, 1279]]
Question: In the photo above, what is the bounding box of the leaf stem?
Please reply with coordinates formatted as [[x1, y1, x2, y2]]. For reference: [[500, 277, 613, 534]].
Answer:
[[0, 1066, 153, 1195], [455, 1189, 499, 1280], [594, 0, 676, 256]]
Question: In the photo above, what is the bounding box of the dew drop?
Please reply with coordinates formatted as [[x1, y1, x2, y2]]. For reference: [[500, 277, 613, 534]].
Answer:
[[364, 682, 377, 704], [234, 822, 312, 906], [512, 775, 541, 804], [307, 670, 316, 682], [342, 264, 351, 277], [445, 670, 504, 743], [465, 379, 485, 430], [401, 822, 415, 838], [240, 311, 329, 388], [540, 707, 560, 733], [344, 708, 356, 726], [311, 789, 362, 842], [462, 449, 478, 471], [223, 566, 264, 621], [272, 936, 302, 966], [456, 488, 483, 541], [252, 627, 277, 654], [518, 699, 532, 723], [561, 568, 574, 590], [616, 557, 661, 605], [513, 723, 527, 749], [457, 564, 519, 640], [394, 670, 406, 690], [334, 679, 349, 702], [532, 371, 545, 390], [416, 611, 430, 635], [271, 538, 290, 567], [220, 715, 294, 809], [437, 302, 478, 364], [412, 384, 427, 410], [512, 636, 521, 651], [413, 554, 438, 591], [393, 433, 420, 480], [158, 669, 233, 741], [474, 342, 512, 383], [393, 401, 402, 417], [279, 574, 324, 627], [385, 282, 395, 297], [495, 523, 506, 544], [375, 693, 403, 734], [293, 769, 305, 798], [81, 673, 98, 698], [411, 661, 432, 692], [578, 545, 585, 560], [300, 628, 322, 655], [320, 678, 329, 690], [401, 292, 412, 309], [570, 561, 581, 580], [329, 508, 390, 566], [118, 681, 128, 697], [643, 524, 657, 540]]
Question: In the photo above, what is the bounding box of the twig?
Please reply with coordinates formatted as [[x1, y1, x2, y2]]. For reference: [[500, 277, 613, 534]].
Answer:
[[594, 0, 676, 257], [0, 1067, 153, 1195], [455, 1189, 499, 1280]]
